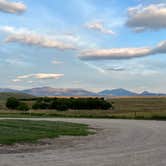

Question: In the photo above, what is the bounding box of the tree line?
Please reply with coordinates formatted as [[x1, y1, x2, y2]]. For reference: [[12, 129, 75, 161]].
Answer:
[[32, 97, 112, 111], [6, 97, 112, 111]]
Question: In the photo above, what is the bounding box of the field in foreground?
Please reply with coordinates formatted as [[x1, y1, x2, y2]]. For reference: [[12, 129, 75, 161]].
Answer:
[[1, 118, 166, 166], [0, 120, 91, 145]]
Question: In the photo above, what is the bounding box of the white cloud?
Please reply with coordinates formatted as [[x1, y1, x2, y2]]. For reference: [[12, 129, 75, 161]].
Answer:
[[126, 4, 166, 32], [1, 26, 76, 50], [52, 60, 64, 64], [12, 79, 21, 82], [79, 40, 166, 60], [80, 47, 151, 60], [0, 0, 26, 14], [13, 73, 64, 82], [85, 21, 115, 35]]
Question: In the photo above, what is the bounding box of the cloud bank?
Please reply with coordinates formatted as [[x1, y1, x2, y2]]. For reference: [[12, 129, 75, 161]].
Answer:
[[126, 4, 166, 32], [0, 0, 26, 14], [1, 26, 76, 50], [85, 21, 115, 35], [79, 40, 166, 60]]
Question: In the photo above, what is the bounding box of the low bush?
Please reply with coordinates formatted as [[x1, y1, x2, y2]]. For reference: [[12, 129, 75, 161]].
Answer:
[[17, 102, 30, 111], [6, 97, 30, 111]]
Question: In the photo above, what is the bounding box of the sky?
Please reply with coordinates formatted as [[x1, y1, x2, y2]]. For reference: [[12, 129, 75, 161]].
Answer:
[[0, 0, 166, 92]]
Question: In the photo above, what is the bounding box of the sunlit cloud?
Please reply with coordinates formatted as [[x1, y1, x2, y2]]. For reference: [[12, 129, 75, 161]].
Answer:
[[80, 47, 151, 60], [79, 40, 166, 60], [85, 21, 115, 35], [126, 4, 166, 32], [1, 26, 76, 50], [0, 0, 26, 14], [13, 73, 64, 82]]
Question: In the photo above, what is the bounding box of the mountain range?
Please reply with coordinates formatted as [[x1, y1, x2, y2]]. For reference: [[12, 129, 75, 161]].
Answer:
[[0, 87, 165, 97], [0, 87, 166, 97], [22, 87, 96, 97]]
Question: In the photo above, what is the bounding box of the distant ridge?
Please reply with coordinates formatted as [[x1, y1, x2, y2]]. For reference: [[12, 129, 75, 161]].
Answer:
[[0, 87, 165, 97], [0, 88, 19, 93], [140, 91, 166, 96], [0, 92, 34, 100], [98, 88, 138, 96]]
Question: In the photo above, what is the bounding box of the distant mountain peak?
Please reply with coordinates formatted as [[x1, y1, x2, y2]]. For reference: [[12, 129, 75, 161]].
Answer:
[[22, 87, 97, 97], [98, 88, 138, 96]]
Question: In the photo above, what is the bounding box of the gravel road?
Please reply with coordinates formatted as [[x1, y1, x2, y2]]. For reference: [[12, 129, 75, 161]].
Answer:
[[0, 118, 166, 166]]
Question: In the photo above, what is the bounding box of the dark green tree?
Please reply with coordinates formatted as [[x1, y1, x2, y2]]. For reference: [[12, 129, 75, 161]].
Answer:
[[6, 97, 20, 110]]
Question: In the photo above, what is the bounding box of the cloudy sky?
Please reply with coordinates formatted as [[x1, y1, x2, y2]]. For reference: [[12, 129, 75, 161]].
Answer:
[[0, 0, 166, 92]]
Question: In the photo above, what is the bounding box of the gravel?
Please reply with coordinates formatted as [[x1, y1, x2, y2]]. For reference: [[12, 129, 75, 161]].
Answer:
[[0, 118, 166, 166]]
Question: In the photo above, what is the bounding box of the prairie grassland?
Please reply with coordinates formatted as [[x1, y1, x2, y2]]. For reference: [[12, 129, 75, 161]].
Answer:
[[110, 96, 166, 112]]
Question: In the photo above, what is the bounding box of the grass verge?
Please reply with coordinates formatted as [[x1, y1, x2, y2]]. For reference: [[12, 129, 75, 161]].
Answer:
[[0, 120, 92, 145], [1, 110, 166, 120]]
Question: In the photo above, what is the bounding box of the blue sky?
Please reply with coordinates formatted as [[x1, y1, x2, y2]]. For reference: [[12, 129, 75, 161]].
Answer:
[[0, 0, 166, 92]]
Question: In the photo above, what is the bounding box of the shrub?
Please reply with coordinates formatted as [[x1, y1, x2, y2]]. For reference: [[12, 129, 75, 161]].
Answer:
[[6, 97, 20, 110], [55, 103, 68, 111], [17, 102, 30, 111], [32, 98, 51, 109]]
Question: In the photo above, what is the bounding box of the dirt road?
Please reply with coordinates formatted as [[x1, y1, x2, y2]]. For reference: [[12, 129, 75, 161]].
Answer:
[[0, 118, 166, 166]]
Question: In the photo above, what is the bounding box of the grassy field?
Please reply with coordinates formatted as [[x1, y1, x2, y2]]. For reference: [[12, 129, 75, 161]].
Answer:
[[0, 119, 92, 145], [109, 97, 166, 120], [1, 109, 166, 120], [1, 96, 166, 120], [110, 97, 166, 112]]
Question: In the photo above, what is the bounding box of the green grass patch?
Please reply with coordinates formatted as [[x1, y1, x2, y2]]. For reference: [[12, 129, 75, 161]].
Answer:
[[0, 120, 92, 145]]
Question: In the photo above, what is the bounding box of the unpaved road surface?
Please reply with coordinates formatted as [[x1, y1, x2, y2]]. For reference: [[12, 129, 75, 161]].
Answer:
[[0, 118, 166, 166]]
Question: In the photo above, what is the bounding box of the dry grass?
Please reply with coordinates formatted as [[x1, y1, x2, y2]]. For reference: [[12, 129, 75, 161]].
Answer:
[[109, 97, 166, 112]]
